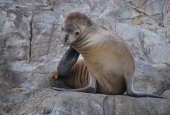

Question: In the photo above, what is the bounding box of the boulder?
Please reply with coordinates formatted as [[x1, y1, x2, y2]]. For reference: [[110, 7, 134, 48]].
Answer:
[[8, 88, 170, 115]]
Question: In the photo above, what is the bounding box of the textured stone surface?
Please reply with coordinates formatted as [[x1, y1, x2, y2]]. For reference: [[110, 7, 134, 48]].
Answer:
[[9, 89, 170, 115], [0, 0, 170, 114], [113, 23, 170, 64], [0, 61, 169, 115]]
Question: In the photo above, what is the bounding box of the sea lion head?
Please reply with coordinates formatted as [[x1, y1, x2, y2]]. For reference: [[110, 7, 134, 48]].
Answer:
[[60, 12, 93, 45]]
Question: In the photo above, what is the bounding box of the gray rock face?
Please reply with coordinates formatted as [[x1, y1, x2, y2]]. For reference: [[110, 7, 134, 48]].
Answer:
[[10, 89, 170, 115], [0, 0, 170, 114]]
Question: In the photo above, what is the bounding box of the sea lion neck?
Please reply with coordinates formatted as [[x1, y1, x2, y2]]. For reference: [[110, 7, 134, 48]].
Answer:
[[71, 24, 98, 53]]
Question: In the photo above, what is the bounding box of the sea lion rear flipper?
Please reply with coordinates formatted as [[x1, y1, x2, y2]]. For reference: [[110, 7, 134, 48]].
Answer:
[[50, 79, 72, 89], [51, 75, 97, 93], [124, 73, 164, 98]]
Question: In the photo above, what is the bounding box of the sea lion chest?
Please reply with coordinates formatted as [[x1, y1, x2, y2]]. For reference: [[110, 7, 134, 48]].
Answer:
[[73, 30, 133, 94]]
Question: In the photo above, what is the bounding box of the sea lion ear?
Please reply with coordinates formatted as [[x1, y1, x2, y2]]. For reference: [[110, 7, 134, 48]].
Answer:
[[75, 30, 80, 36]]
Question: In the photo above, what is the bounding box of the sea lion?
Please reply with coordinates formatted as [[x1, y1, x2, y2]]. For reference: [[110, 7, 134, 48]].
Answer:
[[51, 12, 162, 98]]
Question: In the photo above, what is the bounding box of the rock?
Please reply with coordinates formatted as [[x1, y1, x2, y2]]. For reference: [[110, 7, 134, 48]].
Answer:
[[91, 0, 166, 25], [140, 24, 169, 43], [0, 83, 27, 113], [11, 0, 54, 11], [0, 1, 32, 88], [162, 90, 170, 100], [134, 62, 170, 95], [0, 0, 170, 114], [113, 23, 170, 64], [9, 89, 170, 115], [53, 0, 91, 18], [1, 61, 169, 114]]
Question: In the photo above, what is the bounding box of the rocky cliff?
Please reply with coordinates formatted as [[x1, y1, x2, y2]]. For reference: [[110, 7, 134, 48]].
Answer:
[[0, 0, 170, 115]]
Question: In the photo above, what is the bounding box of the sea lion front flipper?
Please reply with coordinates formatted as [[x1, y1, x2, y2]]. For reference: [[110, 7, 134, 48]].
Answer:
[[50, 47, 79, 87], [51, 75, 97, 93], [57, 47, 79, 78]]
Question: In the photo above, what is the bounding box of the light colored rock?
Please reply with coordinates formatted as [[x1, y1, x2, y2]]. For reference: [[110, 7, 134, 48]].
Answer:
[[140, 24, 170, 43], [0, 1, 32, 88], [113, 23, 170, 64], [1, 61, 169, 114], [9, 89, 170, 115], [162, 90, 170, 100], [53, 0, 91, 23], [0, 84, 27, 113], [134, 62, 170, 95], [11, 0, 54, 10], [31, 10, 64, 60]]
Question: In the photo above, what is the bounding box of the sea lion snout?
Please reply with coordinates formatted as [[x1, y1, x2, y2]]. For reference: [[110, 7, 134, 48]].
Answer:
[[60, 24, 81, 45], [60, 33, 74, 45]]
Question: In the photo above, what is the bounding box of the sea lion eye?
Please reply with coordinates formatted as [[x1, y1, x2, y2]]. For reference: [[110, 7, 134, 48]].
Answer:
[[75, 32, 79, 35]]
